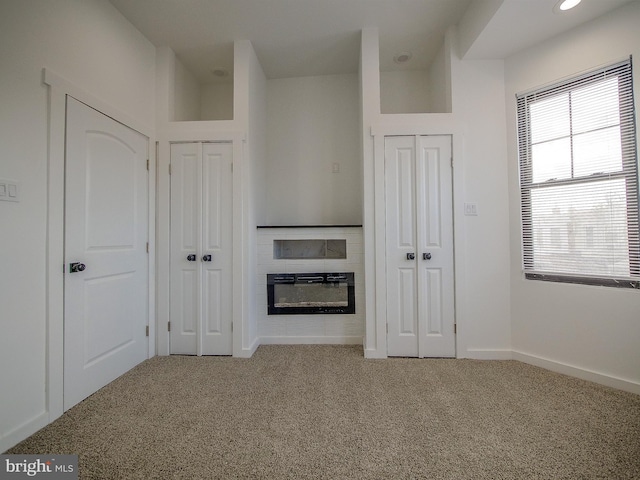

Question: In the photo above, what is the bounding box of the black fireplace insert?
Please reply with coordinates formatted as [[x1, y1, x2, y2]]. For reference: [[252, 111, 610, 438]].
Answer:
[[267, 272, 355, 315]]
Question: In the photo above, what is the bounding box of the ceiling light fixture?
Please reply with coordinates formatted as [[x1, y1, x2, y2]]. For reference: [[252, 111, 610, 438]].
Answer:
[[211, 69, 229, 78], [554, 0, 582, 13], [393, 52, 412, 64]]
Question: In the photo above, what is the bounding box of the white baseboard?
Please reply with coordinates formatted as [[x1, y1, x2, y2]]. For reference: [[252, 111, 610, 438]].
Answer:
[[0, 411, 49, 453], [259, 336, 362, 345], [512, 350, 640, 395], [463, 349, 513, 360], [234, 337, 260, 358], [363, 348, 387, 359]]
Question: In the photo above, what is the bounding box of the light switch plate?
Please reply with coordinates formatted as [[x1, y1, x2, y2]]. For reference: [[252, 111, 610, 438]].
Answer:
[[0, 179, 19, 202], [464, 202, 478, 216]]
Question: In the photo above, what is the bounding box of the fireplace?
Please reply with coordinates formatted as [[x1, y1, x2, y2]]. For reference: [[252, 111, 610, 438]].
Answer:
[[267, 272, 355, 315]]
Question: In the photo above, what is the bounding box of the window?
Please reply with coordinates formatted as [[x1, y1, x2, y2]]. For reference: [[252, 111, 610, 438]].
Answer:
[[517, 58, 639, 288]]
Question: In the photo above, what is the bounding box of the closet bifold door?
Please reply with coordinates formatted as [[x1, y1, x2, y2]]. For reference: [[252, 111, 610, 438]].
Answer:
[[169, 142, 233, 355], [385, 136, 455, 358]]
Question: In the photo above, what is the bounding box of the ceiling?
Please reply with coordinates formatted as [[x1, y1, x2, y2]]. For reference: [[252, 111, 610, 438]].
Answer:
[[463, 0, 637, 59], [108, 0, 636, 85]]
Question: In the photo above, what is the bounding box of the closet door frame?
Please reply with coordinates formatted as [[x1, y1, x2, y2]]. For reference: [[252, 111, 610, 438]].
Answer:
[[155, 129, 250, 358], [367, 121, 467, 359], [43, 69, 156, 428], [384, 135, 455, 358], [169, 141, 233, 356]]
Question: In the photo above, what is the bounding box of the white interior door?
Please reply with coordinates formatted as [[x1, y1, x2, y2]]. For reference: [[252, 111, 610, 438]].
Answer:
[[64, 97, 148, 410], [385, 135, 455, 357], [170, 142, 233, 355]]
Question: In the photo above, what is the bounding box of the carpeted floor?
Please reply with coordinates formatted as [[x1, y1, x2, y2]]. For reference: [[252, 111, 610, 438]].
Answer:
[[7, 345, 640, 479]]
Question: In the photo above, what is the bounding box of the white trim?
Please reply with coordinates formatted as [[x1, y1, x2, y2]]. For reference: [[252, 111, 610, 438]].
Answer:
[[235, 337, 261, 358], [233, 138, 248, 356], [363, 348, 388, 359], [371, 125, 466, 360], [372, 133, 387, 358], [155, 130, 245, 357], [450, 133, 467, 359], [43, 68, 156, 427], [44, 69, 154, 136], [260, 336, 363, 345], [0, 412, 49, 453], [371, 114, 460, 137], [513, 350, 640, 395]]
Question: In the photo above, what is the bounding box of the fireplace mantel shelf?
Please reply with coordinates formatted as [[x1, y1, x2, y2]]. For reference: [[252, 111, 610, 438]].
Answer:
[[257, 225, 362, 229]]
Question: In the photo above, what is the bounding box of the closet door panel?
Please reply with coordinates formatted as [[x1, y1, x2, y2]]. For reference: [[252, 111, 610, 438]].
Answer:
[[416, 137, 455, 357], [385, 136, 419, 357], [385, 136, 455, 358], [201, 143, 233, 355], [169, 143, 200, 354]]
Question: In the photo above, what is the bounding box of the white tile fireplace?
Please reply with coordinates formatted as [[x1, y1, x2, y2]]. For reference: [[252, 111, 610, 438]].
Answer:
[[256, 226, 364, 344]]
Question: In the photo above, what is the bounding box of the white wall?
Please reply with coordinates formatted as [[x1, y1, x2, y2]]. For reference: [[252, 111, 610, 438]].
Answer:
[[505, 1, 640, 391], [428, 44, 449, 114], [201, 83, 234, 121], [173, 56, 201, 121], [0, 0, 155, 452], [380, 70, 430, 113], [449, 44, 512, 358], [266, 74, 362, 226]]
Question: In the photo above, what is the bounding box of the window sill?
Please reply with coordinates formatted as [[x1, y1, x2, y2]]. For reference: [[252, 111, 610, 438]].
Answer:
[[525, 272, 640, 289]]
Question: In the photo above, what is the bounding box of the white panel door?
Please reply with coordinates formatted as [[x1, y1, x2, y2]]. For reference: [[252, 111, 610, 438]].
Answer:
[[385, 136, 455, 357], [64, 97, 148, 410], [170, 143, 233, 355], [385, 136, 420, 357], [416, 137, 455, 357], [201, 144, 233, 354], [169, 143, 199, 354]]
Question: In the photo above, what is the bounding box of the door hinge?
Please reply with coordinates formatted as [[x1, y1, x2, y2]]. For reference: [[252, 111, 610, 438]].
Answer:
[[145, 325, 149, 337], [168, 322, 171, 332], [454, 324, 457, 334], [386, 324, 389, 334], [231, 323, 233, 332], [146, 242, 149, 253], [146, 158, 149, 171], [169, 164, 172, 175]]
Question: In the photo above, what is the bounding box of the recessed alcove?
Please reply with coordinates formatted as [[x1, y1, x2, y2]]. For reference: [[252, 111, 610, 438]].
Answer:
[[173, 51, 234, 121], [379, 38, 450, 114], [273, 239, 347, 259]]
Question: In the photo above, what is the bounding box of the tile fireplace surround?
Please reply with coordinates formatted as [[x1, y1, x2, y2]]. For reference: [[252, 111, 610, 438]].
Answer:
[[256, 226, 364, 344]]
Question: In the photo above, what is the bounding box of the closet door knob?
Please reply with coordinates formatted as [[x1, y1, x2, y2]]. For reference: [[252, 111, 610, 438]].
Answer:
[[187, 254, 196, 262], [202, 255, 212, 262], [423, 253, 432, 260], [70, 262, 86, 273], [406, 253, 415, 260]]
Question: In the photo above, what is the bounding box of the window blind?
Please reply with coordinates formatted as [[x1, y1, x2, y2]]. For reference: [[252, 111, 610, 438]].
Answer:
[[517, 58, 639, 288]]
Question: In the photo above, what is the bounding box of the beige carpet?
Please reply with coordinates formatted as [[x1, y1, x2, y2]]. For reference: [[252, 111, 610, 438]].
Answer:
[[7, 345, 640, 479]]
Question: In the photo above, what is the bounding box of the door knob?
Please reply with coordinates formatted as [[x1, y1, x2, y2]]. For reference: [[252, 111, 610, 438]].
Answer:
[[423, 253, 432, 260], [69, 262, 86, 273], [406, 253, 415, 260], [187, 254, 196, 262], [202, 254, 212, 262]]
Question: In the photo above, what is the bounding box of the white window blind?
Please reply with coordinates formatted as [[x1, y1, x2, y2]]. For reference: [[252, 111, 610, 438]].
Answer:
[[517, 58, 639, 288]]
